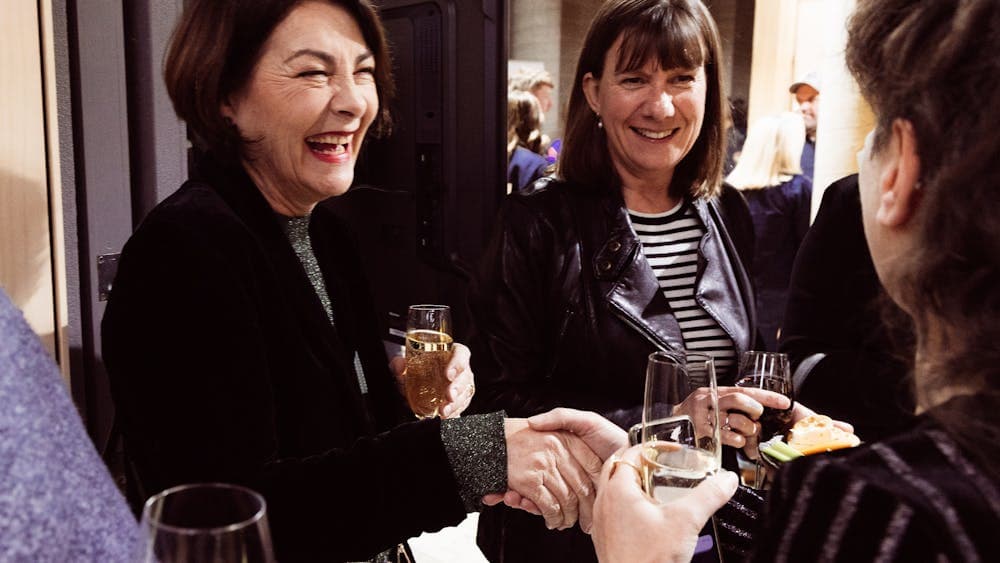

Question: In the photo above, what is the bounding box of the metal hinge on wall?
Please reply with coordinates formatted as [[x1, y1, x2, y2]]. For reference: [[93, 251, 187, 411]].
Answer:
[[97, 253, 120, 301]]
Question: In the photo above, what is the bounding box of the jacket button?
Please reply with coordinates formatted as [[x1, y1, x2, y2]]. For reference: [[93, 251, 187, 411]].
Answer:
[[608, 241, 622, 252], [599, 260, 613, 272]]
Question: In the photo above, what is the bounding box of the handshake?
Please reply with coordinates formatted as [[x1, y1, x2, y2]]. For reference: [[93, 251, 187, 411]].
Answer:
[[483, 409, 629, 533]]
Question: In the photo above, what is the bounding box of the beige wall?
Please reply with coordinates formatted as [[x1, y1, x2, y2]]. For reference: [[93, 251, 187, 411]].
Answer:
[[812, 0, 873, 210], [509, 0, 604, 140], [510, 0, 562, 137], [0, 1, 60, 362], [747, 0, 800, 127]]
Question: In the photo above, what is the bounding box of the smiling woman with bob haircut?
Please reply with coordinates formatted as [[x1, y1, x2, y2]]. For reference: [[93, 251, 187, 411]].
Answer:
[[100, 1, 625, 561], [468, 1, 787, 561]]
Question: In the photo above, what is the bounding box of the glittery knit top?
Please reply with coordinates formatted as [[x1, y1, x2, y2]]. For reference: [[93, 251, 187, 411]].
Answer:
[[0, 288, 138, 561], [278, 213, 507, 513]]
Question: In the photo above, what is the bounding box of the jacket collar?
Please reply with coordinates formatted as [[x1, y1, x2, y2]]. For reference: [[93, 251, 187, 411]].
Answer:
[[593, 195, 753, 361]]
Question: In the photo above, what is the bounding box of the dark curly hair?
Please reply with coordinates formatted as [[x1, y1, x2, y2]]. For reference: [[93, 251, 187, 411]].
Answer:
[[846, 0, 1000, 473]]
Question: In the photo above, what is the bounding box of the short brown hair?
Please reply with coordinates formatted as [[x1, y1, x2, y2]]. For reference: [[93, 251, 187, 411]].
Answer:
[[164, 0, 395, 163], [558, 0, 728, 200], [509, 69, 554, 93], [847, 0, 1000, 469]]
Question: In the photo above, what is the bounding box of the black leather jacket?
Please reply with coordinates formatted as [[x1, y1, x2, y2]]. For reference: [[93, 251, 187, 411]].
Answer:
[[469, 178, 759, 563], [470, 178, 758, 425]]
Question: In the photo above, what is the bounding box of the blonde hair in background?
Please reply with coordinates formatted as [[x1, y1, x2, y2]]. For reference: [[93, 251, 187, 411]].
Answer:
[[726, 112, 805, 190]]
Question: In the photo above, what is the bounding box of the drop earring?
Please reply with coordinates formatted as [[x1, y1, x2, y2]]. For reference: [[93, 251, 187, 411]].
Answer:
[[597, 114, 603, 129]]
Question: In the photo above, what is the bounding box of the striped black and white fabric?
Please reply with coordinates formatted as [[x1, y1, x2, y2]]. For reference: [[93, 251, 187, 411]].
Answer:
[[629, 202, 737, 379], [750, 400, 1000, 562]]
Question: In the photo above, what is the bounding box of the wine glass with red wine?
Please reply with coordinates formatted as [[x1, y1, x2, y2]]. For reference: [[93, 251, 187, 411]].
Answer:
[[735, 351, 793, 488]]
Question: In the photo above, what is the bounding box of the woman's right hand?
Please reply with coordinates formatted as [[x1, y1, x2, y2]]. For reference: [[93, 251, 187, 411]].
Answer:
[[716, 386, 791, 451], [671, 387, 791, 450], [592, 445, 739, 563]]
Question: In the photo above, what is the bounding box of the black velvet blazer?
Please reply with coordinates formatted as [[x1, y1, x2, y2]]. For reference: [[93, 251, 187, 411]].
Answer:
[[102, 162, 466, 562]]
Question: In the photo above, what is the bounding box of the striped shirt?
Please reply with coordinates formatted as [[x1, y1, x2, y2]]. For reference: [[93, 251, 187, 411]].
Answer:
[[629, 202, 737, 378]]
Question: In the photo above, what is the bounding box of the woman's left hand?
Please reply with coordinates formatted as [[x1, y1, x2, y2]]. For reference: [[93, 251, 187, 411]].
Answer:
[[592, 445, 739, 561], [439, 343, 475, 418]]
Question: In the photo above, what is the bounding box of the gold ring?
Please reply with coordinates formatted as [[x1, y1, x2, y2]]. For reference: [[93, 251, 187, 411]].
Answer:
[[466, 383, 476, 396], [723, 414, 732, 432], [610, 458, 643, 481]]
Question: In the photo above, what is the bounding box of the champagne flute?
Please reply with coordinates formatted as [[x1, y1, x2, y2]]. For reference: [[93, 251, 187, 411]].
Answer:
[[638, 351, 721, 503], [735, 351, 793, 488], [404, 304, 454, 419], [136, 482, 275, 563]]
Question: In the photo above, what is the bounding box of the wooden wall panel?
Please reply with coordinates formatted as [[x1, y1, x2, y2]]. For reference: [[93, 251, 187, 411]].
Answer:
[[0, 0, 57, 357]]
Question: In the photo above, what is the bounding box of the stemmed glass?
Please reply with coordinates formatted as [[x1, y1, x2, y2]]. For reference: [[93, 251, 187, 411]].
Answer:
[[735, 351, 793, 488], [404, 304, 454, 419], [636, 351, 721, 503], [136, 483, 275, 563]]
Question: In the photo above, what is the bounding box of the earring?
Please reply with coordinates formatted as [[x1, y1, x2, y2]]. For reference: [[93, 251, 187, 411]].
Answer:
[[597, 114, 604, 129]]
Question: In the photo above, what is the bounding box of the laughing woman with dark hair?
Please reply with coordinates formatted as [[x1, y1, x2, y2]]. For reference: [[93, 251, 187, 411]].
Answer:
[[591, 1, 1000, 561], [101, 1, 620, 561]]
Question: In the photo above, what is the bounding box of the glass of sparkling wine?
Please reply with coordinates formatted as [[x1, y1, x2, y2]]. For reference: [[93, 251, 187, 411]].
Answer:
[[638, 351, 721, 503], [136, 483, 275, 563], [404, 304, 454, 419]]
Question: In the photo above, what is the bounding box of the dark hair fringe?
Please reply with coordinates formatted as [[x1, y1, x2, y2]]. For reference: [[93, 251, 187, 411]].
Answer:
[[558, 0, 727, 201]]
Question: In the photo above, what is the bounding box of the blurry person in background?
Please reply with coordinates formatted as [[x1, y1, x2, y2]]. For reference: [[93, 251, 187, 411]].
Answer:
[[592, 0, 1000, 560], [789, 71, 820, 181], [510, 68, 555, 115], [510, 68, 561, 164], [507, 89, 551, 192], [726, 112, 812, 351], [102, 1, 617, 561]]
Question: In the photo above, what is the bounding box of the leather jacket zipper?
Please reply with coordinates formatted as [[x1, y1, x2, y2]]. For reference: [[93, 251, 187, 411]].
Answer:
[[546, 308, 576, 379]]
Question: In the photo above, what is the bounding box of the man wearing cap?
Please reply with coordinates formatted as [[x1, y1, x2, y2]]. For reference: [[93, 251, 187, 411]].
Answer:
[[790, 72, 820, 180]]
